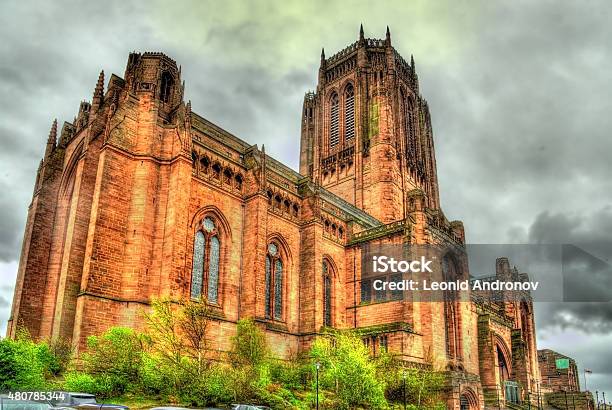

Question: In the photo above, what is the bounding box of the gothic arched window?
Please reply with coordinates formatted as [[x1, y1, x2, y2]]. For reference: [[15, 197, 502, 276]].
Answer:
[[329, 93, 340, 148], [323, 260, 332, 327], [400, 89, 416, 160], [344, 84, 355, 141], [160, 71, 174, 103], [190, 216, 221, 303], [265, 242, 283, 320]]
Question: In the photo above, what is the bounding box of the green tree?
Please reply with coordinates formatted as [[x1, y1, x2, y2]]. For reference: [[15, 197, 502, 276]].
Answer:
[[81, 327, 144, 396], [231, 318, 268, 367], [0, 331, 51, 391], [141, 297, 212, 402], [309, 332, 388, 409]]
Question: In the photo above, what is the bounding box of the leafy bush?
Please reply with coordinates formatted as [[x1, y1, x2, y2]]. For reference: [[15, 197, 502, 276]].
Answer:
[[0, 340, 19, 390], [269, 359, 309, 391], [63, 372, 100, 394], [81, 327, 144, 397], [231, 318, 268, 367], [386, 366, 445, 409], [47, 337, 73, 375], [0, 334, 53, 390], [201, 364, 235, 404], [310, 332, 388, 409]]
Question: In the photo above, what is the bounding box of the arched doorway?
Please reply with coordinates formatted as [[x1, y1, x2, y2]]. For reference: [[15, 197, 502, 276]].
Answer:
[[495, 337, 519, 404], [459, 388, 478, 410], [497, 346, 510, 382]]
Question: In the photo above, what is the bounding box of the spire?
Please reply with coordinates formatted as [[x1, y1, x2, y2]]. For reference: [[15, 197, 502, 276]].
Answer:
[[411, 54, 415, 70], [359, 23, 364, 41], [261, 144, 267, 190], [92, 70, 105, 112], [320, 47, 325, 63], [45, 119, 58, 159], [385, 25, 391, 45]]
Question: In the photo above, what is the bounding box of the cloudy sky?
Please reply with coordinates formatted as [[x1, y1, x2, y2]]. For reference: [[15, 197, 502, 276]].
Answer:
[[1, 0, 611, 397]]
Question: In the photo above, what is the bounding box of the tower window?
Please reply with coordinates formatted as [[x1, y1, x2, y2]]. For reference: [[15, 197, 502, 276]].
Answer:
[[329, 93, 339, 148], [160, 71, 174, 104], [344, 84, 355, 140]]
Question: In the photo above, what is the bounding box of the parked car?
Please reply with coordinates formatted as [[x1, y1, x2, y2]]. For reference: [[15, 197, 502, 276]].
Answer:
[[150, 408, 224, 410], [67, 404, 128, 410], [0, 396, 53, 410], [47, 393, 127, 410], [47, 393, 96, 407]]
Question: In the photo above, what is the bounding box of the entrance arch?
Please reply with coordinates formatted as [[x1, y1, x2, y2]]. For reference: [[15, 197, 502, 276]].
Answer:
[[459, 388, 479, 410]]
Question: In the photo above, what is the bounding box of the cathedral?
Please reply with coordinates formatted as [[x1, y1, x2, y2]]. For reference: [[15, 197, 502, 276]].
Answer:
[[8, 27, 542, 409]]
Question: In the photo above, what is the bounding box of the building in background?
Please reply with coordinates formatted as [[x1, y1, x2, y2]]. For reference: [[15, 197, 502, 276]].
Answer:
[[538, 349, 580, 392], [9, 27, 549, 409]]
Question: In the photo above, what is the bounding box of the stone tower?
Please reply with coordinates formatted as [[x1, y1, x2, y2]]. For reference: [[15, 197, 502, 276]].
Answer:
[[299, 25, 440, 223], [8, 52, 193, 342]]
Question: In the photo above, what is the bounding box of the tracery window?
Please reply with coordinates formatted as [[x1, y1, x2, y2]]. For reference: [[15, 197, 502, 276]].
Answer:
[[323, 260, 332, 327], [265, 242, 283, 320], [329, 93, 340, 148], [190, 216, 221, 303], [344, 84, 355, 140]]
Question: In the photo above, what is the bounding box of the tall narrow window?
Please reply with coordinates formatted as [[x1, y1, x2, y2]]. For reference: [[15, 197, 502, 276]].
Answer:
[[160, 71, 174, 103], [323, 260, 332, 327], [442, 256, 461, 360], [406, 99, 416, 158], [344, 84, 355, 140], [329, 93, 339, 148], [265, 242, 283, 321], [190, 216, 221, 303]]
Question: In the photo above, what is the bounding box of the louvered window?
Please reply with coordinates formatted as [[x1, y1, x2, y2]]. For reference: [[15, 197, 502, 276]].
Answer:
[[344, 84, 355, 140], [329, 93, 339, 148]]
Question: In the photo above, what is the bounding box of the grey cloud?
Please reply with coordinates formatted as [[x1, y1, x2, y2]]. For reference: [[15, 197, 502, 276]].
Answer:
[[521, 209, 612, 334], [0, 295, 10, 308]]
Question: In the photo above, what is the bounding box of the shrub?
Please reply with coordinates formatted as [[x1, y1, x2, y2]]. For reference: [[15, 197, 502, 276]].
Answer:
[[386, 366, 445, 408], [47, 337, 73, 375], [81, 327, 144, 397], [0, 341, 18, 390], [201, 363, 235, 404], [310, 332, 388, 409], [231, 318, 268, 367], [0, 335, 50, 390], [269, 360, 309, 391], [63, 372, 99, 394]]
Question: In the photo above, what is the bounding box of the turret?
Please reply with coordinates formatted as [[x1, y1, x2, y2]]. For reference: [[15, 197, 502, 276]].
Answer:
[[44, 119, 57, 160], [75, 101, 91, 132], [123, 52, 183, 115], [318, 48, 326, 87], [91, 70, 105, 112]]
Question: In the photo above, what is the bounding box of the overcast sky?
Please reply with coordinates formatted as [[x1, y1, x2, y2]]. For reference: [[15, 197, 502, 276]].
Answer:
[[1, 0, 611, 397]]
